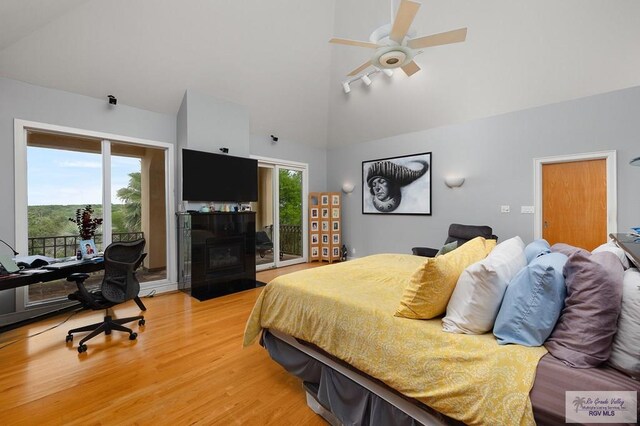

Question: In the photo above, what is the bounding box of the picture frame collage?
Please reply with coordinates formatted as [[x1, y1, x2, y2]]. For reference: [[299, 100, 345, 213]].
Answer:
[[309, 191, 341, 263]]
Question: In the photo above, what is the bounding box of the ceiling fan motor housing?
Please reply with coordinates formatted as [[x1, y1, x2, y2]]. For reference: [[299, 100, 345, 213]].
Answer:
[[372, 45, 415, 69]]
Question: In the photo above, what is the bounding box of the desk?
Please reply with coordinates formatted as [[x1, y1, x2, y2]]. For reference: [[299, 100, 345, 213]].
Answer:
[[0, 260, 104, 292], [610, 233, 640, 268]]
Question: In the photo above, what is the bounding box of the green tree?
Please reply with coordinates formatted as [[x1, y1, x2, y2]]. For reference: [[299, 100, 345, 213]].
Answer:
[[279, 169, 302, 226], [116, 172, 142, 232]]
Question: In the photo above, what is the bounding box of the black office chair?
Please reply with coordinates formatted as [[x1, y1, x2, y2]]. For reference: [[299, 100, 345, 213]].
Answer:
[[65, 239, 147, 353], [412, 223, 498, 257], [256, 231, 274, 258]]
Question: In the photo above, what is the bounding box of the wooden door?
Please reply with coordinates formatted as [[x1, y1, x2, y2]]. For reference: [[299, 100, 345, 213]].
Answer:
[[542, 159, 607, 251]]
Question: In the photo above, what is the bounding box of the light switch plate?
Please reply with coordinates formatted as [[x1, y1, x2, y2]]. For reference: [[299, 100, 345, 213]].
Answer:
[[521, 206, 535, 214]]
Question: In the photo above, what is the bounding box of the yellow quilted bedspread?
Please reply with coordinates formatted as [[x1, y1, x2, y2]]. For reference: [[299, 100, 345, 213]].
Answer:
[[244, 254, 547, 426]]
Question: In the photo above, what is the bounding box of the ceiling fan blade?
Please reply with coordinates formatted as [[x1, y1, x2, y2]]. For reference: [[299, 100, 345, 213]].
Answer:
[[347, 61, 373, 76], [389, 0, 421, 44], [401, 60, 421, 77], [329, 38, 380, 49], [407, 28, 468, 49]]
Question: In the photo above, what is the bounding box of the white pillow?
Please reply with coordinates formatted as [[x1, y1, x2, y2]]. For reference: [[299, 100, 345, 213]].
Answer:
[[592, 241, 630, 269], [443, 236, 527, 334], [608, 268, 640, 379]]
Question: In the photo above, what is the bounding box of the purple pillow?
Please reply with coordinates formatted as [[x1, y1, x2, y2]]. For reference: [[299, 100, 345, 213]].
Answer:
[[545, 251, 624, 368], [550, 243, 587, 258]]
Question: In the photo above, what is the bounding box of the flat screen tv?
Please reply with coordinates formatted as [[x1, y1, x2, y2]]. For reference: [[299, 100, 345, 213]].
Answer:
[[182, 149, 258, 202]]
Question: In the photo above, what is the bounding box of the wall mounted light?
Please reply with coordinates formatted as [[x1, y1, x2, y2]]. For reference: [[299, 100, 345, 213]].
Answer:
[[342, 182, 355, 194], [361, 74, 372, 86], [270, 134, 278, 143], [444, 176, 465, 188], [631, 157, 640, 166], [342, 82, 351, 94]]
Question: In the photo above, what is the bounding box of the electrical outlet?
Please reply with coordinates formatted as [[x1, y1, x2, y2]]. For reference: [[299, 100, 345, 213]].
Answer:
[[351, 247, 356, 255], [500, 205, 510, 213], [521, 206, 534, 214]]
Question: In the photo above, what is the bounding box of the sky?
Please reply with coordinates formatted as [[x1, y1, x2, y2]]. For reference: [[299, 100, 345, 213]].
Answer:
[[27, 147, 141, 206]]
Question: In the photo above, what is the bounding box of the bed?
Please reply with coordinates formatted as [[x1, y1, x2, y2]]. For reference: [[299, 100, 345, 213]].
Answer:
[[244, 253, 640, 425]]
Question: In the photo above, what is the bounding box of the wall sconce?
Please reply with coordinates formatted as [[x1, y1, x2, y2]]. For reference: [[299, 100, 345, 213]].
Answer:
[[631, 157, 640, 166], [444, 176, 465, 188], [342, 182, 355, 193]]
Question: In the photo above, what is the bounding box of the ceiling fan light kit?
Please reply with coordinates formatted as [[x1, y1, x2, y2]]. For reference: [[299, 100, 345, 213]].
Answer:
[[330, 0, 467, 93]]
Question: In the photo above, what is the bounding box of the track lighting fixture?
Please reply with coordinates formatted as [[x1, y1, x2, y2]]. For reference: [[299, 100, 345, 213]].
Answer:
[[270, 135, 279, 143], [340, 67, 393, 94], [107, 95, 117, 105]]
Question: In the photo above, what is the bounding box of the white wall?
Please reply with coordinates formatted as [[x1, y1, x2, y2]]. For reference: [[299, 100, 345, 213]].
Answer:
[[327, 86, 640, 257]]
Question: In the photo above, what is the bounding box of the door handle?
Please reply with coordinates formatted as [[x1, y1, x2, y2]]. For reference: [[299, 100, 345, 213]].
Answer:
[[544, 221, 549, 229]]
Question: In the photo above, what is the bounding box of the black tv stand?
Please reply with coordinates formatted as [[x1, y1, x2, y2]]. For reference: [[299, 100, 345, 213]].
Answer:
[[177, 211, 257, 301]]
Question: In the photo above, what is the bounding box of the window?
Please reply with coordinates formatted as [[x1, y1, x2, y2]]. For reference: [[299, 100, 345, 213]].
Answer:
[[14, 121, 175, 310]]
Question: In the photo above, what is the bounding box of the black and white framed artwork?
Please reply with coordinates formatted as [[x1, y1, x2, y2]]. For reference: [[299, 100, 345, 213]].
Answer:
[[362, 152, 431, 215]]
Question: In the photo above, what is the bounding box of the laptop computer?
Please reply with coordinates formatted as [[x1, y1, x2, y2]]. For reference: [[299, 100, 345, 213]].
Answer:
[[0, 254, 20, 274]]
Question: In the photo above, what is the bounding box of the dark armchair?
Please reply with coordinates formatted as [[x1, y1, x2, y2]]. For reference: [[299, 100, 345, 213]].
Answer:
[[412, 224, 498, 257], [65, 239, 147, 353]]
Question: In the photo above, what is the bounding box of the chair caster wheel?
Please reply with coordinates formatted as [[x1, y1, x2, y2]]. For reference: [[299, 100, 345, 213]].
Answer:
[[66, 334, 73, 343], [78, 344, 87, 353], [138, 319, 145, 326], [129, 332, 137, 340]]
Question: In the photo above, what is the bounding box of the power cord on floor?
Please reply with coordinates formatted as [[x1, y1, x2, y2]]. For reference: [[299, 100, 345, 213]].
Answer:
[[143, 289, 156, 298], [0, 308, 82, 351]]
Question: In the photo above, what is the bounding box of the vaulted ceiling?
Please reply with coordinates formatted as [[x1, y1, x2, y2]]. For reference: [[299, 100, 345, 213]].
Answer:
[[1, 0, 639, 149]]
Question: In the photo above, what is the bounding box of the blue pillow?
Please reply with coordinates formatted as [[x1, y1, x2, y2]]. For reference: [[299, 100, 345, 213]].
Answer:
[[493, 252, 568, 346], [524, 239, 551, 264]]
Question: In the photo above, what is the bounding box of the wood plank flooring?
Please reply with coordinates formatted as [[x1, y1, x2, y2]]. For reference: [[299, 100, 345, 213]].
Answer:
[[0, 263, 326, 425]]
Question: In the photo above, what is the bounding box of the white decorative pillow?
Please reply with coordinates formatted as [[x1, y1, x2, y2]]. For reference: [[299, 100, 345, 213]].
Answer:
[[592, 241, 631, 270], [443, 236, 527, 334], [608, 268, 640, 379]]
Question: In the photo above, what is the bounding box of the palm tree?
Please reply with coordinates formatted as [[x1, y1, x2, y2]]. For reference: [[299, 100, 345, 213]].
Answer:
[[116, 172, 141, 232], [573, 397, 586, 413]]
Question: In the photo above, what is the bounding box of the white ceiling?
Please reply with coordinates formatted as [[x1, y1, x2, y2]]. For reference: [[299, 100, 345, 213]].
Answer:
[[1, 0, 639, 149]]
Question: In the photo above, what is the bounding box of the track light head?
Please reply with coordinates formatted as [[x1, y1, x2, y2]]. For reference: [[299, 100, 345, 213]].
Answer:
[[342, 81, 351, 94], [270, 135, 278, 143], [219, 147, 229, 154], [382, 68, 394, 77], [361, 75, 372, 86], [107, 95, 117, 105]]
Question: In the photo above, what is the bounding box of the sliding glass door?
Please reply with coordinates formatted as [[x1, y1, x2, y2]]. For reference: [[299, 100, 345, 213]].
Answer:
[[253, 158, 307, 271], [20, 129, 170, 307]]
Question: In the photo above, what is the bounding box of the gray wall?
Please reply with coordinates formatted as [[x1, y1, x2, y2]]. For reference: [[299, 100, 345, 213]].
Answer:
[[327, 86, 640, 257], [0, 77, 177, 315], [250, 134, 327, 194]]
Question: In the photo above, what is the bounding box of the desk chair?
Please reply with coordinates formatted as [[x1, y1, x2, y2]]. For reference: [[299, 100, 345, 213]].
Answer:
[[65, 239, 147, 353]]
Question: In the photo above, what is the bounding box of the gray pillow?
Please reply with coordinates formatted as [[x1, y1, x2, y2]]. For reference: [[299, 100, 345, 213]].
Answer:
[[436, 241, 458, 257], [545, 251, 624, 368]]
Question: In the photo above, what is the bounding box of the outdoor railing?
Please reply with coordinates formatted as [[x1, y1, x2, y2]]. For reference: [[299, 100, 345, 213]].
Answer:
[[279, 225, 302, 256], [28, 232, 144, 258]]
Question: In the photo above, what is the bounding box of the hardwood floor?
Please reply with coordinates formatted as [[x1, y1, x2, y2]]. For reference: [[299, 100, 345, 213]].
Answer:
[[0, 263, 326, 425]]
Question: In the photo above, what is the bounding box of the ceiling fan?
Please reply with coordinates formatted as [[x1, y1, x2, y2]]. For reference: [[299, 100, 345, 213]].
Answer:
[[329, 0, 467, 78]]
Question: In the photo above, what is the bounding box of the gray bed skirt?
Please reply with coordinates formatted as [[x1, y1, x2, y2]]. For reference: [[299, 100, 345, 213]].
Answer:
[[261, 329, 462, 426]]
